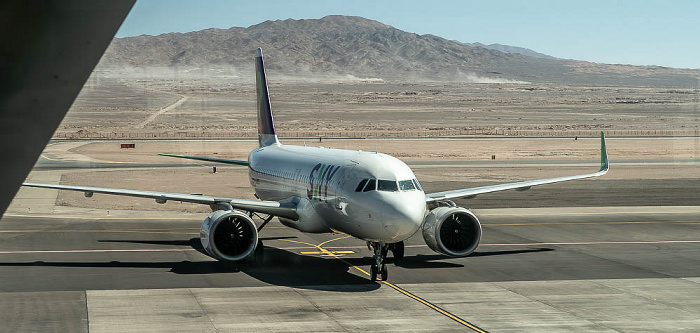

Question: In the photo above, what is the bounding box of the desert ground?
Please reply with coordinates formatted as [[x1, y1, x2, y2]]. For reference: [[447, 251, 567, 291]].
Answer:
[[10, 75, 696, 214], [56, 75, 699, 139]]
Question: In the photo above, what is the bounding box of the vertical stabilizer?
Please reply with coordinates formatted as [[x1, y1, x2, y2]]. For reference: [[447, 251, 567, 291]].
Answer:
[[255, 48, 279, 147]]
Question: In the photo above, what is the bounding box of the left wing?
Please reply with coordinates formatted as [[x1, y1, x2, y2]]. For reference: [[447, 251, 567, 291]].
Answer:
[[426, 132, 609, 202], [21, 183, 297, 219]]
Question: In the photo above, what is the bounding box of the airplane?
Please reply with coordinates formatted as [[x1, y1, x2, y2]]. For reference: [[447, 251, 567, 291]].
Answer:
[[23, 48, 609, 281]]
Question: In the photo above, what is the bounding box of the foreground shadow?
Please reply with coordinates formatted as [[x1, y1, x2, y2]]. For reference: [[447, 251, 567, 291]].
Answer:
[[393, 248, 554, 269], [318, 247, 554, 270], [0, 239, 554, 291], [0, 238, 379, 291], [470, 248, 554, 257], [98, 236, 298, 249]]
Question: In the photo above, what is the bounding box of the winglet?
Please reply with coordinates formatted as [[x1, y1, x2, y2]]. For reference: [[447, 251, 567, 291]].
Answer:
[[599, 131, 609, 173], [255, 47, 279, 147]]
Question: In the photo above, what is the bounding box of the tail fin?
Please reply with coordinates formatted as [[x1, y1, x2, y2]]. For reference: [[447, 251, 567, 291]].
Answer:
[[255, 48, 279, 147]]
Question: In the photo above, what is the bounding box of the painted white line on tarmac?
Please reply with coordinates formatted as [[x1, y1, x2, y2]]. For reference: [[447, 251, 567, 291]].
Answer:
[[1, 239, 697, 255]]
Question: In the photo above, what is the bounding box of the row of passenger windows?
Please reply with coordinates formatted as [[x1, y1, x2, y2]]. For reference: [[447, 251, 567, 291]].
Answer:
[[355, 178, 423, 192]]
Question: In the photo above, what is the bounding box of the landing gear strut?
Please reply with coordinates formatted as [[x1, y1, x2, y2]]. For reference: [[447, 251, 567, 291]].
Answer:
[[389, 241, 405, 260], [368, 242, 389, 281]]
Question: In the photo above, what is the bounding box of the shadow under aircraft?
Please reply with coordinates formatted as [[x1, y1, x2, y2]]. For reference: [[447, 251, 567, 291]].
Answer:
[[0, 238, 554, 291]]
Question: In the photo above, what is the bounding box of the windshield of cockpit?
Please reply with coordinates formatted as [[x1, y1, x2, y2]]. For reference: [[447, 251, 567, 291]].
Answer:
[[354, 178, 423, 192]]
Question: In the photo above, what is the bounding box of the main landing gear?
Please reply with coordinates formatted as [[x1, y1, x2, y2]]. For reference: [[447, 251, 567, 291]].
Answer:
[[367, 241, 404, 281]]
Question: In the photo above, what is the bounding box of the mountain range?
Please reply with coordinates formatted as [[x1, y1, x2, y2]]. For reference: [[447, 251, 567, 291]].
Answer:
[[98, 15, 699, 87]]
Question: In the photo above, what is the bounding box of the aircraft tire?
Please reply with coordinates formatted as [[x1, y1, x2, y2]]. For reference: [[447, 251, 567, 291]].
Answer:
[[380, 264, 388, 281], [391, 241, 405, 260], [370, 264, 378, 281]]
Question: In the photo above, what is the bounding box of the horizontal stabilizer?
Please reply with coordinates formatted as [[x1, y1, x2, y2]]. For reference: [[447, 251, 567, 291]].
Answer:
[[158, 153, 249, 166]]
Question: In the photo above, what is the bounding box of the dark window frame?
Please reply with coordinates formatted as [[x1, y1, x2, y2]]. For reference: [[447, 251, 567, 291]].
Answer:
[[355, 178, 369, 192]]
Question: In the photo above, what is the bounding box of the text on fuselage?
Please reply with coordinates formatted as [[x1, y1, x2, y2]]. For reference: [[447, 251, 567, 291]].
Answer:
[[307, 163, 340, 201]]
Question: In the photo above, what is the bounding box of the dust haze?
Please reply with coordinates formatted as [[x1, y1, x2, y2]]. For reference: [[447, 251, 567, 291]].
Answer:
[[59, 68, 698, 140]]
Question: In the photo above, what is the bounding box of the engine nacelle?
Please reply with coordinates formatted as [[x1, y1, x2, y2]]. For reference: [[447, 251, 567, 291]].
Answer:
[[422, 206, 482, 257], [200, 210, 259, 261]]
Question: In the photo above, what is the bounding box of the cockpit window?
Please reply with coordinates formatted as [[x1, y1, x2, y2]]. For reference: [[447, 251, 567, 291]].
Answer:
[[362, 179, 376, 192], [398, 180, 416, 191], [358, 179, 417, 192], [355, 179, 368, 192], [377, 180, 399, 192], [412, 179, 423, 191]]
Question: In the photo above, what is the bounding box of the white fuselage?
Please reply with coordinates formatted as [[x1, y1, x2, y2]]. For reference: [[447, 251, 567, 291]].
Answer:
[[248, 144, 426, 242]]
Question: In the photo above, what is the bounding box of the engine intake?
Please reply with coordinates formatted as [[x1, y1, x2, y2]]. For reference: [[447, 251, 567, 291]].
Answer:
[[422, 206, 482, 257], [200, 210, 258, 261]]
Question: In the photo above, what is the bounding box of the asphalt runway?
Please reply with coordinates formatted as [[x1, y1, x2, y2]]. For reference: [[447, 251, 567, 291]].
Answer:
[[1, 206, 699, 332]]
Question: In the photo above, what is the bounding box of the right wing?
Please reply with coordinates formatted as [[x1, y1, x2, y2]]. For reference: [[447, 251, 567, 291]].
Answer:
[[21, 183, 297, 219], [158, 153, 249, 166], [425, 132, 609, 202]]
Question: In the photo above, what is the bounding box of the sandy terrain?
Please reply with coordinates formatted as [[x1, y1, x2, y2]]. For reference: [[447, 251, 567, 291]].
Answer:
[[70, 137, 700, 163], [25, 75, 700, 214], [55, 78, 699, 139]]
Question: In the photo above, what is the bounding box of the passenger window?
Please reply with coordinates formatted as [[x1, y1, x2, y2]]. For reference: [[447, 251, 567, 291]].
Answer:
[[377, 180, 398, 192], [362, 179, 376, 192], [398, 180, 415, 191], [355, 179, 368, 192], [412, 179, 423, 191]]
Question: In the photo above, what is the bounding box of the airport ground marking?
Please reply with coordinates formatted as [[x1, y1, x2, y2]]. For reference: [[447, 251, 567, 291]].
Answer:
[[280, 236, 488, 332], [0, 248, 194, 255], [3, 218, 697, 236], [482, 240, 700, 246], [479, 209, 700, 217], [279, 235, 354, 257], [38, 140, 137, 164], [0, 229, 198, 235], [4, 239, 700, 256], [5, 213, 199, 220], [380, 281, 488, 333], [488, 220, 700, 226], [277, 239, 700, 251], [340, 257, 487, 331]]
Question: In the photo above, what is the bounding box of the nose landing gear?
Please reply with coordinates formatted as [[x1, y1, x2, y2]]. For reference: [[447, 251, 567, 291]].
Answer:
[[367, 241, 405, 281], [368, 242, 389, 281], [389, 241, 404, 260]]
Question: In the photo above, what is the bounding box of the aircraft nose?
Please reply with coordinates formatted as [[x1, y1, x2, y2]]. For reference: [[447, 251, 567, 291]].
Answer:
[[382, 194, 425, 242]]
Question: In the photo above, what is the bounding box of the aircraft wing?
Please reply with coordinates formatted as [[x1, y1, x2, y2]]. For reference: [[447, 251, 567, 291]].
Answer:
[[21, 183, 297, 219], [425, 132, 609, 203], [158, 153, 249, 166]]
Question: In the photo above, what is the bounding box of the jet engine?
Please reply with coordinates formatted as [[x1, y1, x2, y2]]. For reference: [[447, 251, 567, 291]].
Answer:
[[200, 210, 259, 261], [422, 206, 482, 257]]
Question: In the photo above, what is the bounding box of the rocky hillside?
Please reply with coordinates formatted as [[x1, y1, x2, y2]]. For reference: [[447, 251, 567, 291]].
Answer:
[[469, 42, 558, 60], [99, 15, 699, 86]]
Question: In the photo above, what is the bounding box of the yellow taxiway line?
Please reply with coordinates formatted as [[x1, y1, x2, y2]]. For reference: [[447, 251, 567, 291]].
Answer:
[[279, 236, 488, 332]]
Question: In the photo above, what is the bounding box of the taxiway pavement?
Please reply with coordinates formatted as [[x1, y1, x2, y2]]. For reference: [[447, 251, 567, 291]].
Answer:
[[1, 206, 699, 332]]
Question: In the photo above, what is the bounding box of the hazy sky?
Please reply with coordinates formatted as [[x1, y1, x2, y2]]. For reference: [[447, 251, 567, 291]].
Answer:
[[116, 0, 699, 69]]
